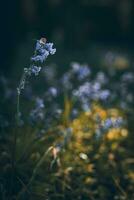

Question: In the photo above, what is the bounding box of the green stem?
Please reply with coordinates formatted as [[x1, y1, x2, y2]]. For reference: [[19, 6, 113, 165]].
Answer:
[[17, 92, 20, 125], [11, 91, 21, 195], [16, 147, 53, 199]]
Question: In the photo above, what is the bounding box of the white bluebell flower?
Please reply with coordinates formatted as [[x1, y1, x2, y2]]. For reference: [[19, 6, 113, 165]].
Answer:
[[96, 72, 108, 85], [71, 62, 81, 72], [82, 102, 90, 111], [48, 87, 57, 97], [35, 97, 44, 109]]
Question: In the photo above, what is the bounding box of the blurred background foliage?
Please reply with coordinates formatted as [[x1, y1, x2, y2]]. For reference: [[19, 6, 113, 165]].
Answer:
[[0, 0, 134, 200]]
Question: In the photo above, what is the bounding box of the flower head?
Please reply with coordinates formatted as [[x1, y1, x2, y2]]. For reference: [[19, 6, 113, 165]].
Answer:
[[31, 40, 56, 63]]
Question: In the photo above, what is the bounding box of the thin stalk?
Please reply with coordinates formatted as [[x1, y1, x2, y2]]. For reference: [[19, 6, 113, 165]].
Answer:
[[16, 147, 53, 199], [11, 89, 21, 195]]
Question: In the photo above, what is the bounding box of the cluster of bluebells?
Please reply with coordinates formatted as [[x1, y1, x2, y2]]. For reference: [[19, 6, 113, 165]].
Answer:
[[73, 82, 110, 103], [26, 61, 129, 136], [17, 38, 56, 95], [29, 98, 45, 123], [31, 61, 132, 121], [64, 64, 111, 111], [102, 117, 124, 130], [31, 38, 56, 63], [95, 116, 125, 138], [71, 62, 91, 80]]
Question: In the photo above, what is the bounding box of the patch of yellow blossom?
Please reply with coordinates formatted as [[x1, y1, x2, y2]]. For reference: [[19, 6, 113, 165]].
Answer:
[[127, 172, 134, 182], [113, 56, 129, 70], [61, 101, 128, 154], [106, 128, 128, 140]]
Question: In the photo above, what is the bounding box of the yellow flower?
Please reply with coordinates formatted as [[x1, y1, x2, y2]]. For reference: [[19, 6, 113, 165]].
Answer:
[[87, 164, 95, 173], [107, 128, 128, 140], [127, 172, 134, 181]]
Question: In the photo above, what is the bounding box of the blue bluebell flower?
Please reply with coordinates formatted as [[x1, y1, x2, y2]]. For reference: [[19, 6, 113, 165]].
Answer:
[[30, 66, 41, 76], [92, 82, 101, 92], [96, 72, 108, 85], [76, 82, 91, 97], [48, 87, 58, 97], [103, 117, 124, 130], [31, 52, 49, 63], [103, 118, 113, 129], [35, 97, 44, 109], [31, 40, 56, 63], [17, 39, 56, 95], [71, 109, 79, 119], [99, 90, 110, 100], [121, 72, 134, 83], [113, 117, 124, 127], [29, 98, 45, 123], [71, 62, 91, 80], [45, 43, 56, 55], [61, 73, 72, 90], [77, 65, 91, 80]]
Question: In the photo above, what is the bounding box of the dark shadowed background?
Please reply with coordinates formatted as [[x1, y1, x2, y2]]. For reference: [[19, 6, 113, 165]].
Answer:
[[0, 0, 134, 75]]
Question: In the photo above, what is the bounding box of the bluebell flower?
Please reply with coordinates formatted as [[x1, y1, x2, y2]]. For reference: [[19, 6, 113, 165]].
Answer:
[[61, 73, 72, 90], [96, 72, 108, 85], [48, 87, 58, 97], [121, 72, 134, 83], [76, 82, 91, 97], [95, 129, 102, 138], [113, 117, 124, 127], [31, 52, 49, 63], [71, 63, 91, 80], [45, 43, 56, 55], [24, 66, 41, 76], [99, 90, 110, 100], [92, 82, 101, 92], [55, 108, 62, 116], [35, 97, 44, 109], [29, 98, 45, 123], [30, 109, 44, 123], [17, 38, 56, 94], [103, 118, 113, 129], [82, 101, 90, 111], [71, 109, 79, 118], [31, 40, 56, 63], [71, 62, 81, 72], [29, 66, 41, 76], [35, 40, 42, 51], [77, 65, 91, 80], [103, 117, 124, 130]]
